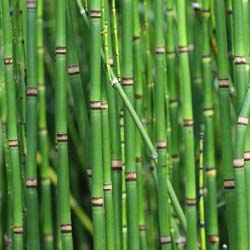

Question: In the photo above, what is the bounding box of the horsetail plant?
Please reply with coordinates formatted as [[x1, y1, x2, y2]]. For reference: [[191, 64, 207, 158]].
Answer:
[[0, 0, 250, 249]]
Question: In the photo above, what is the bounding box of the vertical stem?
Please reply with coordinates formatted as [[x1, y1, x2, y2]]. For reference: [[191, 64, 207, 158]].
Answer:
[[89, 0, 106, 249], [1, 0, 24, 248], [55, 0, 73, 247], [176, 0, 198, 249]]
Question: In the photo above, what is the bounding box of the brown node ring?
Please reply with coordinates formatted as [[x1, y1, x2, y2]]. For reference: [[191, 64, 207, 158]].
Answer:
[[186, 198, 197, 206], [139, 224, 145, 231], [224, 179, 235, 189], [155, 47, 165, 54], [56, 46, 67, 55], [27, 0, 36, 9], [237, 116, 248, 125], [183, 119, 194, 127], [122, 77, 134, 86], [13, 226, 24, 234], [233, 158, 244, 169], [244, 151, 250, 161], [111, 160, 123, 171], [234, 56, 246, 65], [26, 87, 38, 96], [103, 183, 112, 191], [90, 101, 102, 110], [178, 46, 189, 53], [218, 78, 229, 88], [208, 235, 220, 243], [68, 65, 80, 75], [125, 172, 137, 181], [157, 140, 167, 149], [92, 197, 104, 207], [4, 57, 13, 65], [8, 139, 18, 147], [26, 178, 37, 188], [61, 224, 72, 233], [57, 133, 68, 142], [160, 236, 171, 244], [90, 10, 101, 18]]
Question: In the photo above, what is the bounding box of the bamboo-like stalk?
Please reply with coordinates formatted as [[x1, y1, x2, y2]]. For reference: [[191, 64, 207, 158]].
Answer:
[[133, 0, 148, 249], [121, 0, 140, 248], [1, 0, 24, 248], [89, 0, 106, 248], [199, 132, 206, 250], [232, 0, 249, 248], [214, 0, 235, 248], [55, 0, 73, 247], [25, 0, 41, 248], [201, 0, 219, 248], [166, 0, 180, 197], [153, 0, 171, 249], [37, 0, 54, 248], [233, 88, 250, 250], [176, 0, 198, 249]]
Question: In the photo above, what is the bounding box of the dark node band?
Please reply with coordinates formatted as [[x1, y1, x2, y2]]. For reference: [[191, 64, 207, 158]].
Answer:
[[111, 160, 123, 170], [103, 183, 112, 191], [233, 158, 244, 169], [13, 226, 24, 234], [26, 87, 38, 96], [244, 151, 250, 161], [87, 168, 92, 177], [237, 116, 248, 125], [122, 77, 134, 86], [125, 172, 137, 181], [178, 46, 189, 53], [136, 157, 142, 163], [200, 221, 205, 227], [8, 139, 18, 147], [4, 57, 13, 65], [92, 197, 104, 207], [57, 133, 68, 142], [26, 178, 38, 188], [27, 0, 36, 9], [135, 94, 143, 100], [157, 140, 167, 149], [90, 10, 101, 18], [234, 56, 246, 65], [218, 78, 229, 88], [155, 47, 165, 54], [224, 179, 235, 189], [101, 103, 108, 110], [160, 236, 171, 244], [208, 235, 220, 243], [61, 224, 72, 233], [68, 65, 80, 75], [90, 101, 102, 110], [139, 224, 145, 231], [186, 198, 197, 206], [133, 35, 140, 41], [55, 46, 67, 54], [183, 119, 194, 127], [206, 167, 216, 176]]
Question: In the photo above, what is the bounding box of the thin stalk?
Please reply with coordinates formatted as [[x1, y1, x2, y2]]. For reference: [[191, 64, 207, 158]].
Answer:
[[55, 0, 73, 246], [121, 0, 140, 248], [1, 0, 24, 248], [89, 0, 106, 248], [201, 0, 219, 248], [214, 0, 235, 248], [199, 132, 206, 250], [133, 0, 148, 249], [176, 0, 198, 249], [37, 0, 54, 248], [153, 0, 171, 249]]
